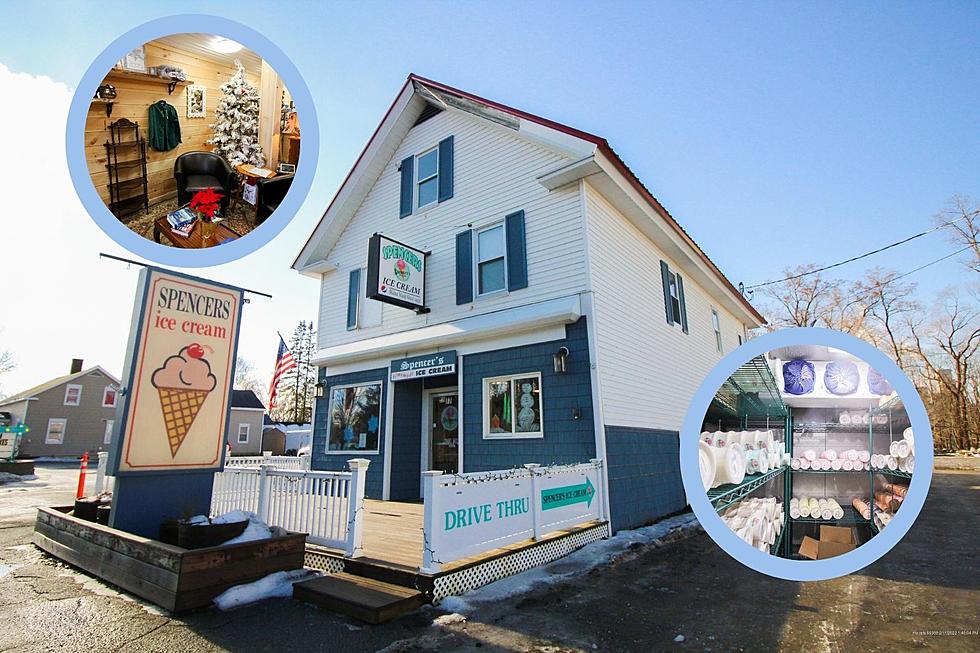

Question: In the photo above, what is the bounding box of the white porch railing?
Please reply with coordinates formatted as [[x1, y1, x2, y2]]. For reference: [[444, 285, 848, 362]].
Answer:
[[225, 452, 311, 470], [95, 452, 114, 495], [421, 459, 607, 573], [210, 458, 370, 555]]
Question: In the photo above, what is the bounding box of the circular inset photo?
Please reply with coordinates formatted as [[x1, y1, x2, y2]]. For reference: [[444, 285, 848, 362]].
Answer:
[[681, 328, 933, 581], [67, 16, 318, 266]]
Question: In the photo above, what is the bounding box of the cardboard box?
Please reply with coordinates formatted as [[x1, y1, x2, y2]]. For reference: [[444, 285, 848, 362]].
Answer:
[[798, 525, 858, 560]]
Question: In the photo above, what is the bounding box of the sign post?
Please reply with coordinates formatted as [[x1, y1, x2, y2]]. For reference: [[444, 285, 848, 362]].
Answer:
[[107, 266, 244, 538]]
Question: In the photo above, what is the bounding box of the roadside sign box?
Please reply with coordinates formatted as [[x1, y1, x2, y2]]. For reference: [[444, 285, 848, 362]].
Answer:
[[799, 525, 857, 560]]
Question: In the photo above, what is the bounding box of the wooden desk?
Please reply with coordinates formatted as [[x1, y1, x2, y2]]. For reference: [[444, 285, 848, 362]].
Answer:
[[153, 216, 240, 248]]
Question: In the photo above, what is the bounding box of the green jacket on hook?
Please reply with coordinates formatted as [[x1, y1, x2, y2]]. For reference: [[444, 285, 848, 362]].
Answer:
[[148, 100, 181, 151]]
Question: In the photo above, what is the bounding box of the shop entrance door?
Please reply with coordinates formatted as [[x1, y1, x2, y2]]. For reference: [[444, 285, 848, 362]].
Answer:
[[428, 392, 459, 475]]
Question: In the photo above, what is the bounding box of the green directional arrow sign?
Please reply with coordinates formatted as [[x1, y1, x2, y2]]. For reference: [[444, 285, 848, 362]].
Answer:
[[540, 477, 595, 511]]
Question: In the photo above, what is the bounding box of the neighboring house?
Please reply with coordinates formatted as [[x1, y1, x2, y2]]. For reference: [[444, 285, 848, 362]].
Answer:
[[227, 390, 266, 456], [261, 417, 312, 455], [0, 360, 120, 458], [293, 75, 765, 531]]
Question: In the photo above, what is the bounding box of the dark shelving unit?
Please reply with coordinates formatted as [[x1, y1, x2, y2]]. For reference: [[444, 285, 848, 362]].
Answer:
[[104, 118, 149, 220]]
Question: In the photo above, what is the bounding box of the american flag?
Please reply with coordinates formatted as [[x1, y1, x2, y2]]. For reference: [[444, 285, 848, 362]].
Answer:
[[268, 335, 297, 408]]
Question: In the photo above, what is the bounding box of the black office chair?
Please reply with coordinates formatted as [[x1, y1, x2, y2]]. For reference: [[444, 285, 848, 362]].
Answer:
[[174, 152, 237, 216], [256, 175, 294, 225]]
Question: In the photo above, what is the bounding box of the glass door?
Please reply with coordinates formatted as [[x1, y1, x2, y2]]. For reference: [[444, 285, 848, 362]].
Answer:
[[430, 392, 459, 474]]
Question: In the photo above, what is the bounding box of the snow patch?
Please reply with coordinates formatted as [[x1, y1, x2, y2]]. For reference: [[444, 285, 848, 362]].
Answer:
[[214, 569, 320, 610], [440, 512, 699, 613], [432, 613, 466, 627], [182, 510, 274, 545], [0, 563, 21, 578]]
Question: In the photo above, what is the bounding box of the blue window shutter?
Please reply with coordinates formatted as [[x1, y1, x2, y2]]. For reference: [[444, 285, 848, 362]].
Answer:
[[455, 230, 473, 305], [660, 260, 673, 324], [399, 156, 414, 218], [438, 136, 454, 202], [505, 210, 528, 291], [676, 273, 689, 333], [346, 269, 360, 330]]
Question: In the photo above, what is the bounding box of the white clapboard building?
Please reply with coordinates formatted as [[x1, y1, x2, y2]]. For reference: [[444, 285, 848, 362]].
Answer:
[[293, 74, 765, 537]]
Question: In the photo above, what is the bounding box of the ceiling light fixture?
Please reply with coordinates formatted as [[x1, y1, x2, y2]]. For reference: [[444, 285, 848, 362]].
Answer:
[[212, 37, 243, 54]]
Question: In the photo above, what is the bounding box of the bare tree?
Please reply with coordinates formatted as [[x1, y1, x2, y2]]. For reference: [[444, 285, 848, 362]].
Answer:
[[234, 356, 267, 404], [0, 344, 15, 399], [907, 292, 980, 451], [938, 195, 980, 274], [761, 265, 843, 329]]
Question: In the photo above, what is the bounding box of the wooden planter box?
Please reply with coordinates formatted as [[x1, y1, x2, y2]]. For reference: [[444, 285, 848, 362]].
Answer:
[[33, 506, 306, 613]]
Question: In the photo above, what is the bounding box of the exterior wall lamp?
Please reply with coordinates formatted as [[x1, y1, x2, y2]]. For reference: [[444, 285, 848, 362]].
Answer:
[[553, 346, 569, 374], [314, 381, 326, 399]]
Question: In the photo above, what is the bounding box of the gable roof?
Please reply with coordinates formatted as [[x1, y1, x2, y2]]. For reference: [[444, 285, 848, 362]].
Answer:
[[231, 389, 265, 410], [0, 366, 120, 406], [293, 74, 765, 326]]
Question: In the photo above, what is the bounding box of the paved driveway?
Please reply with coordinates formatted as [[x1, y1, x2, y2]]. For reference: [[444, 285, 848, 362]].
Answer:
[[0, 460, 976, 652]]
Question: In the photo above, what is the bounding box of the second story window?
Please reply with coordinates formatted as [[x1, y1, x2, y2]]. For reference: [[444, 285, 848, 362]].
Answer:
[[102, 386, 118, 408], [477, 224, 507, 295], [64, 384, 82, 406], [400, 136, 454, 218], [659, 260, 689, 333], [711, 308, 723, 352], [416, 147, 439, 209]]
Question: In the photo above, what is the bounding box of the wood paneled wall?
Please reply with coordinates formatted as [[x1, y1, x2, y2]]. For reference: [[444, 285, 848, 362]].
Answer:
[[85, 40, 262, 207]]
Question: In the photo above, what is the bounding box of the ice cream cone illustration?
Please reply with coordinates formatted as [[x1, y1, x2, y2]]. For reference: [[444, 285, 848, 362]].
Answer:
[[151, 343, 217, 457]]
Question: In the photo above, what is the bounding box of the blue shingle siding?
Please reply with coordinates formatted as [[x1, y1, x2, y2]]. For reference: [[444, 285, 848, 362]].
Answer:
[[461, 317, 596, 473], [604, 426, 686, 532], [389, 379, 423, 501], [311, 367, 388, 498]]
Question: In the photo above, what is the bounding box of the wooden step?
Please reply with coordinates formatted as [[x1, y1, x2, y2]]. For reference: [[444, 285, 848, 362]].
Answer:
[[293, 572, 427, 624], [341, 556, 425, 590]]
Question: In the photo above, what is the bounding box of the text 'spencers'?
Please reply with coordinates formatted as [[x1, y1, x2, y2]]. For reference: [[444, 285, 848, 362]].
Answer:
[[111, 268, 243, 473], [366, 233, 428, 313]]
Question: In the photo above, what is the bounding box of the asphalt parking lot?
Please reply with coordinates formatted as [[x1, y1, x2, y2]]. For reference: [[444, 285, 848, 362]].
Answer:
[[0, 459, 976, 652]]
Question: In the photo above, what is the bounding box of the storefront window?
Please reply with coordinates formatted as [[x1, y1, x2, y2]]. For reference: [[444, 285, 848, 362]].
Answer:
[[327, 382, 382, 452], [483, 372, 543, 438]]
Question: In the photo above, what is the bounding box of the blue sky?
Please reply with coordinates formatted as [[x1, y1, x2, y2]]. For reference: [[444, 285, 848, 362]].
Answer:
[[0, 1, 977, 391]]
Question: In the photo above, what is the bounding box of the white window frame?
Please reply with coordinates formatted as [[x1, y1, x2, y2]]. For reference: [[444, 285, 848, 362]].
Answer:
[[474, 222, 508, 297], [415, 145, 439, 210], [325, 380, 383, 455], [711, 308, 723, 353], [482, 371, 544, 440], [358, 266, 383, 328], [237, 423, 250, 444], [104, 419, 114, 445], [64, 384, 82, 406], [667, 271, 681, 326], [46, 418, 67, 444], [102, 386, 118, 408]]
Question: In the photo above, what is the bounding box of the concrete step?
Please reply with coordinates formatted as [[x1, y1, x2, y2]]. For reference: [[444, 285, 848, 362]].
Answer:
[[293, 572, 427, 624]]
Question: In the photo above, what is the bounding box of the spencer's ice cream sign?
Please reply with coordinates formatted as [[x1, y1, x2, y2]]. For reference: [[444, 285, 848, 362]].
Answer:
[[366, 233, 428, 313], [110, 268, 243, 473]]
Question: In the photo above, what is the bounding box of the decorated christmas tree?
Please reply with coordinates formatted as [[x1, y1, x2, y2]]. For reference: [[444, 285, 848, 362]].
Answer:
[[207, 60, 265, 167]]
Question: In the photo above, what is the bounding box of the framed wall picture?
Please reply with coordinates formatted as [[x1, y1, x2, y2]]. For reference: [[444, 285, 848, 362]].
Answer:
[[186, 85, 206, 118]]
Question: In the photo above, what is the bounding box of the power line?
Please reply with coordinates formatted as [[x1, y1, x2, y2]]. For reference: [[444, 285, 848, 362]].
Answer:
[[744, 213, 973, 290], [846, 246, 971, 304]]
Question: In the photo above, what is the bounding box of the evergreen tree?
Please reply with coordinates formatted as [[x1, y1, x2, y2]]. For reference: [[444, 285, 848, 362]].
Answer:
[[207, 60, 265, 167], [271, 321, 317, 423]]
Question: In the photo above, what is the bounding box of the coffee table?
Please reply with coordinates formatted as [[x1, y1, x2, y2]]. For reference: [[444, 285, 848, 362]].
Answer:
[[153, 216, 241, 248]]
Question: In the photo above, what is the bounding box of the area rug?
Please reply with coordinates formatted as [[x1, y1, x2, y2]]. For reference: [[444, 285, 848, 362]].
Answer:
[[122, 198, 257, 244]]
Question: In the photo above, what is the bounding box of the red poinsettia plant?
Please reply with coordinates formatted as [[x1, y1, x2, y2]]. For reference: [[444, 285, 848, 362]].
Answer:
[[189, 188, 223, 222]]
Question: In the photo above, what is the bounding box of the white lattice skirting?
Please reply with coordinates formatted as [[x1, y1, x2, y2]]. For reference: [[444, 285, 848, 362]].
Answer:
[[301, 522, 610, 604], [432, 522, 610, 602], [304, 551, 345, 574]]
